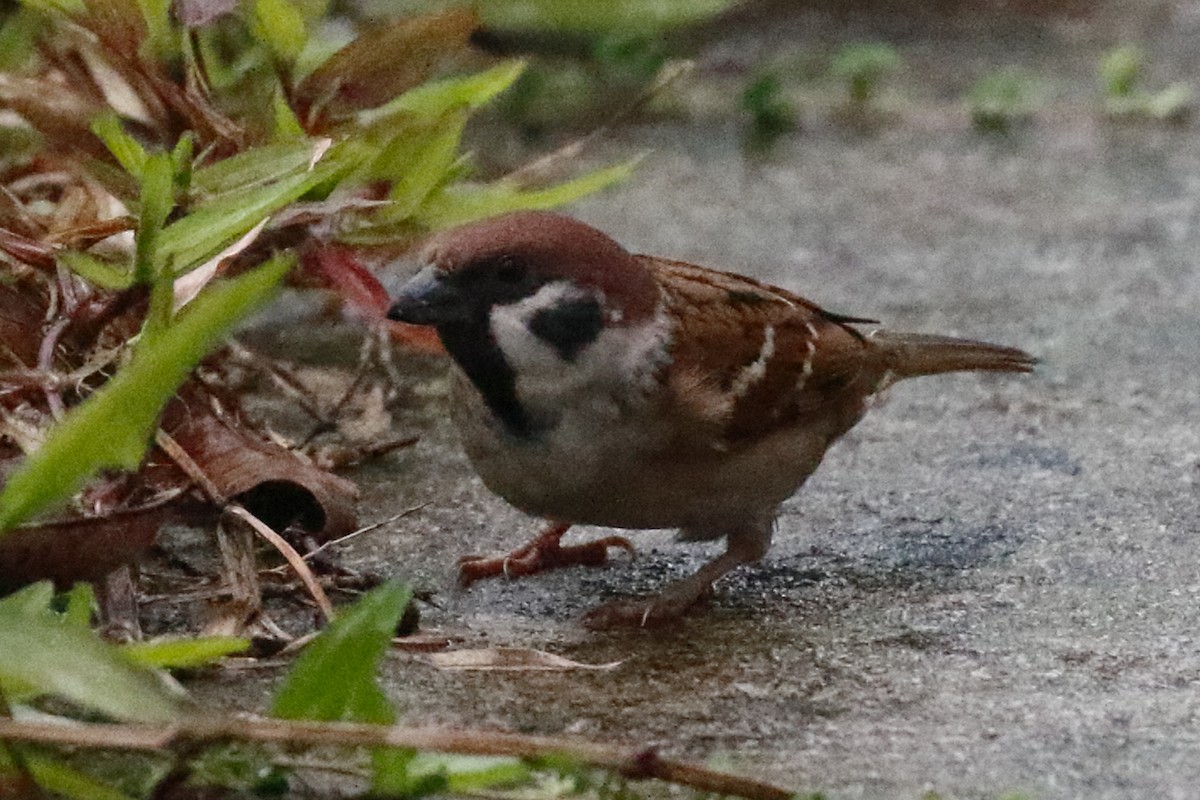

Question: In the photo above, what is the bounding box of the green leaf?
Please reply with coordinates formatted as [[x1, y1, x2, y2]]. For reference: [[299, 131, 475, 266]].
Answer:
[[1100, 45, 1143, 98], [171, 132, 194, 194], [830, 42, 902, 103], [0, 582, 92, 629], [364, 60, 526, 123], [0, 610, 180, 722], [122, 636, 250, 669], [251, 0, 308, 63], [371, 747, 423, 796], [90, 113, 148, 179], [416, 158, 639, 229], [135, 152, 175, 287], [0, 254, 293, 532], [272, 91, 306, 139], [472, 0, 730, 33], [0, 581, 55, 616], [0, 9, 41, 71], [58, 251, 134, 291], [411, 754, 531, 792], [373, 753, 531, 798], [61, 582, 96, 629], [159, 150, 351, 271], [271, 581, 410, 724], [375, 112, 468, 220], [16, 0, 85, 14], [134, 0, 172, 57], [191, 139, 323, 195], [24, 753, 138, 800]]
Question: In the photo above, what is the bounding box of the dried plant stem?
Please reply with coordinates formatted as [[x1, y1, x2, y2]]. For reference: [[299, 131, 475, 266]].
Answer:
[[155, 429, 335, 623], [302, 503, 426, 562], [0, 716, 793, 800], [226, 504, 335, 623]]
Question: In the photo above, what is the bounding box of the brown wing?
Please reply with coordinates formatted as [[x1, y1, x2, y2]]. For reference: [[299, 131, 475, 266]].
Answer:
[[644, 255, 875, 445]]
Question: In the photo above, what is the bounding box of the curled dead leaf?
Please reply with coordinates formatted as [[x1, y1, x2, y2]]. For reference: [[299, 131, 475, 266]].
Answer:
[[160, 386, 359, 540]]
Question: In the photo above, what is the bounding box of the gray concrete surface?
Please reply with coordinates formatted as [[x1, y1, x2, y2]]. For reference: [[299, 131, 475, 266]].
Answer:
[[205, 5, 1200, 798]]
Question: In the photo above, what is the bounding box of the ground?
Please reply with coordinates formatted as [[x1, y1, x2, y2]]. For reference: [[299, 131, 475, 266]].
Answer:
[[196, 4, 1200, 798]]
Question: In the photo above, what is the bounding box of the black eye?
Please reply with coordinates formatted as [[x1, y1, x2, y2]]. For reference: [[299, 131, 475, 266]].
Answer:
[[495, 259, 527, 284]]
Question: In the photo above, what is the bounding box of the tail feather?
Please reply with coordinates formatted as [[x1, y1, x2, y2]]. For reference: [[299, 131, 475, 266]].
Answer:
[[870, 331, 1036, 380]]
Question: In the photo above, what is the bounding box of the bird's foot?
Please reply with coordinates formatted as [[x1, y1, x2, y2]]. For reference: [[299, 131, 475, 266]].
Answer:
[[583, 584, 715, 630], [458, 522, 635, 587]]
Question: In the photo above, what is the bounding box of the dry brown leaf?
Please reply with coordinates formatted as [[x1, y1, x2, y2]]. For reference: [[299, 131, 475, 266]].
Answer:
[[0, 279, 50, 365], [158, 386, 359, 540], [83, 0, 148, 57], [293, 8, 477, 127], [0, 75, 110, 159], [426, 647, 623, 672], [0, 505, 171, 591]]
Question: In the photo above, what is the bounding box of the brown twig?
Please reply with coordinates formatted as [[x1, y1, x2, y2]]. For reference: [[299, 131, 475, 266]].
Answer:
[[226, 505, 335, 623], [0, 716, 794, 800], [37, 317, 70, 420], [155, 429, 225, 502], [302, 504, 426, 562]]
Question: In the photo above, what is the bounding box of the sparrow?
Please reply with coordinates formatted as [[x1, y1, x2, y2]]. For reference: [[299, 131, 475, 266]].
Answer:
[[387, 211, 1035, 628]]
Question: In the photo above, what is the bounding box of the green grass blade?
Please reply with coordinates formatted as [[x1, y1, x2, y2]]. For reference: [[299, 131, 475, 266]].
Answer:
[[271, 581, 411, 724], [159, 155, 350, 272], [58, 251, 135, 290], [364, 60, 526, 123], [416, 157, 639, 228], [0, 612, 180, 722], [90, 112, 148, 180], [122, 637, 250, 669], [190, 139, 322, 195], [375, 113, 467, 220], [0, 581, 54, 616], [251, 0, 307, 63], [474, 0, 730, 33], [24, 752, 138, 800]]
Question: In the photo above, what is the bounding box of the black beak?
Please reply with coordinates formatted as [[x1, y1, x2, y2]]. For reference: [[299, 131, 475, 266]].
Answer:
[[387, 267, 465, 326]]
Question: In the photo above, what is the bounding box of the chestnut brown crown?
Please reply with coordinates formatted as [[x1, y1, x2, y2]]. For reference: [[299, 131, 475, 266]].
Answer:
[[418, 211, 659, 324]]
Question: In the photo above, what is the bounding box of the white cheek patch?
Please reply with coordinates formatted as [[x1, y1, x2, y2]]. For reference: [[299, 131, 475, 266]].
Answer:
[[490, 281, 586, 374], [489, 282, 672, 412]]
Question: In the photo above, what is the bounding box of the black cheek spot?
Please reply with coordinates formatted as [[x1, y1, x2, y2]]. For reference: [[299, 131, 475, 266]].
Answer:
[[528, 298, 604, 362]]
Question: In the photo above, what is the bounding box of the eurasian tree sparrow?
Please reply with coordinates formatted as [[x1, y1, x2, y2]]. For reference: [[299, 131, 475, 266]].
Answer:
[[388, 212, 1034, 628]]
